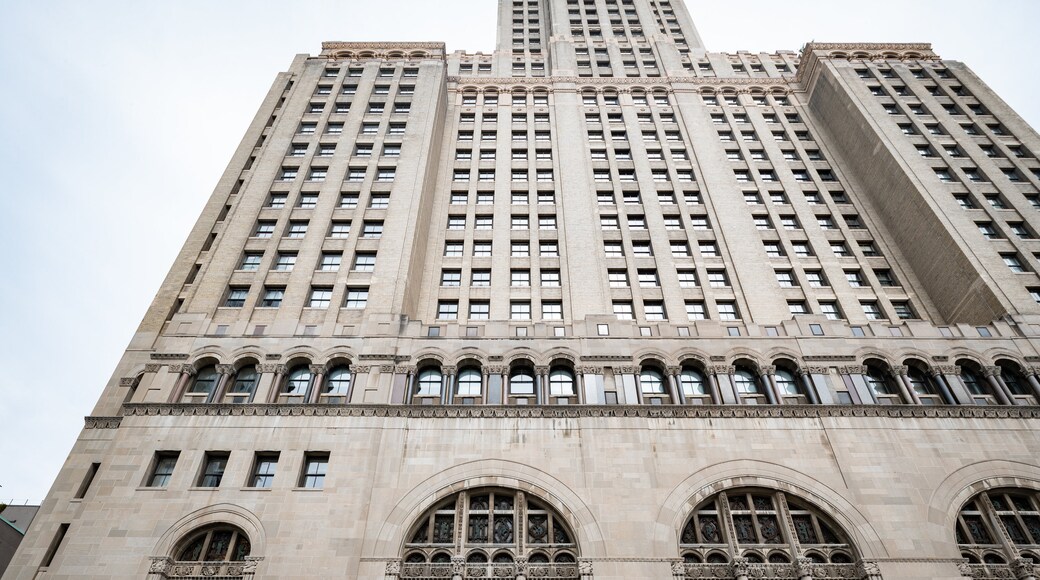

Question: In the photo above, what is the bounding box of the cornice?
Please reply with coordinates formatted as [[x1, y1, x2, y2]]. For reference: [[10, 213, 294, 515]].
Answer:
[[321, 41, 445, 50], [108, 403, 1040, 423], [84, 416, 123, 429], [448, 76, 794, 89]]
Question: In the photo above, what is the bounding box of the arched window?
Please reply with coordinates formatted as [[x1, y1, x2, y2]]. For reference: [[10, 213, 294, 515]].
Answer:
[[679, 368, 707, 398], [640, 369, 665, 394], [865, 363, 902, 404], [509, 368, 535, 396], [775, 369, 799, 396], [956, 488, 1040, 569], [733, 368, 761, 399], [549, 368, 575, 396], [281, 366, 312, 402], [225, 366, 257, 404], [173, 525, 251, 576], [960, 365, 995, 405], [457, 368, 482, 397], [997, 361, 1037, 404], [320, 365, 352, 403], [679, 488, 856, 567], [416, 368, 443, 397], [402, 488, 579, 578], [183, 366, 219, 403], [906, 366, 942, 405]]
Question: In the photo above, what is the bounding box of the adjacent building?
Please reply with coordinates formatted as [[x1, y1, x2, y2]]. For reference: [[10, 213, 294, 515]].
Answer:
[[6, 1, 1040, 579]]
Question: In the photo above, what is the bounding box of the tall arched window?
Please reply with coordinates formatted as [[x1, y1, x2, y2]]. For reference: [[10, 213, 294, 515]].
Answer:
[[957, 488, 1040, 568], [997, 361, 1037, 404], [172, 525, 252, 577], [865, 363, 902, 404], [679, 488, 856, 567], [549, 368, 575, 397], [416, 368, 443, 398], [281, 366, 312, 403], [320, 365, 352, 403], [960, 364, 995, 405], [457, 368, 483, 397], [775, 369, 799, 397], [906, 366, 942, 405], [402, 488, 579, 578], [183, 366, 219, 404], [640, 369, 665, 394], [509, 367, 535, 397], [680, 367, 708, 403], [733, 367, 763, 404], [224, 366, 257, 404]]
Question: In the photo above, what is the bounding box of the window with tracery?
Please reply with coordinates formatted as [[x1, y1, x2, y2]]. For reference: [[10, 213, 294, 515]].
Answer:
[[401, 488, 579, 579], [159, 525, 255, 579], [679, 489, 856, 565], [957, 488, 1040, 566]]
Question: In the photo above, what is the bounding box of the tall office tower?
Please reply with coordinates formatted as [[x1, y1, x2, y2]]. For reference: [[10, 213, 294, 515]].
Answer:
[[9, 1, 1040, 579]]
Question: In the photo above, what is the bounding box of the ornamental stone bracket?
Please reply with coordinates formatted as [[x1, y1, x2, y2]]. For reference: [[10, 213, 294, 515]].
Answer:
[[109, 403, 1040, 423]]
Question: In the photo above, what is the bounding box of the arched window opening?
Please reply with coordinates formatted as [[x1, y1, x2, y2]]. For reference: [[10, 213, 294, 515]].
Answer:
[[280, 365, 312, 403], [456, 367, 483, 403], [224, 365, 258, 404], [733, 366, 765, 404], [865, 362, 903, 404], [997, 360, 1038, 404], [320, 365, 352, 404], [906, 365, 942, 405], [548, 367, 576, 399], [959, 362, 997, 405], [957, 488, 1040, 575], [678, 488, 857, 571], [415, 367, 443, 402], [183, 366, 219, 404], [170, 525, 252, 577], [774, 367, 805, 404], [508, 366, 536, 403], [402, 488, 579, 579], [639, 367, 669, 404], [680, 366, 710, 404]]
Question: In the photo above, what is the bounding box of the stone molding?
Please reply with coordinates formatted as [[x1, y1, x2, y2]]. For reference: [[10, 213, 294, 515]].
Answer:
[[144, 363, 163, 373], [321, 41, 445, 50], [150, 353, 188, 360], [84, 416, 122, 429], [112, 403, 1040, 421]]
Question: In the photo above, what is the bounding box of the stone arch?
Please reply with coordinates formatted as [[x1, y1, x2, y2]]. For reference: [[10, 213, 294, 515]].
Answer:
[[675, 348, 710, 368], [189, 350, 226, 368], [728, 351, 763, 371], [451, 349, 487, 367], [633, 348, 672, 367], [367, 459, 606, 559], [854, 348, 894, 367], [928, 460, 1040, 537], [654, 461, 887, 560], [982, 347, 1026, 367], [152, 503, 266, 560], [230, 353, 262, 372], [317, 346, 356, 365], [504, 348, 539, 365], [282, 345, 321, 362], [542, 348, 578, 366], [413, 348, 450, 365]]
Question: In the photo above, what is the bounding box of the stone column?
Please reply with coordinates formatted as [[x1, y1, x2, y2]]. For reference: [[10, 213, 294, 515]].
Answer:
[[707, 365, 730, 404], [795, 557, 813, 580], [759, 365, 779, 404], [1013, 558, 1037, 580], [857, 560, 882, 580], [442, 366, 457, 405], [214, 364, 235, 403], [308, 364, 327, 403], [665, 365, 684, 404], [168, 364, 197, 403], [927, 367, 956, 405], [257, 364, 285, 403], [450, 555, 464, 580], [404, 367, 417, 404], [798, 370, 821, 405], [891, 365, 921, 404], [1025, 367, 1040, 404], [983, 366, 1013, 405], [384, 559, 401, 580], [670, 560, 686, 579], [535, 365, 550, 404], [732, 556, 750, 580]]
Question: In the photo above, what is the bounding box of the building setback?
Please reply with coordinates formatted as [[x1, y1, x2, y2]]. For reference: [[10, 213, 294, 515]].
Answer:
[[6, 1, 1040, 579]]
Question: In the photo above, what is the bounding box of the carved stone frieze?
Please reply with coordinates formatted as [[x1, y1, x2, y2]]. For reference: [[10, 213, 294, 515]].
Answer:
[[350, 365, 372, 373], [150, 353, 189, 360], [665, 366, 682, 376], [576, 366, 602, 375], [838, 365, 867, 375], [385, 559, 402, 575], [709, 365, 735, 375], [804, 366, 831, 374], [119, 377, 138, 387], [890, 365, 909, 375], [144, 364, 163, 373], [215, 364, 235, 375], [258, 363, 285, 374], [760, 365, 777, 375], [84, 416, 122, 429], [933, 365, 961, 376], [534, 365, 550, 375], [396, 365, 417, 374], [379, 365, 395, 373], [616, 366, 639, 374], [309, 364, 328, 375], [114, 402, 1040, 421], [441, 365, 457, 375], [984, 366, 1003, 378]]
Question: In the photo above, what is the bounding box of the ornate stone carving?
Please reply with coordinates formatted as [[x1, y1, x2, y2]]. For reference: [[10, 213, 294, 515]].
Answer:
[[144, 363, 163, 373], [890, 365, 909, 375], [804, 366, 830, 374], [441, 365, 457, 375], [514, 556, 527, 574], [258, 363, 284, 374], [379, 365, 395, 373], [1025, 366, 1040, 377], [215, 364, 235, 376], [983, 366, 1003, 378], [385, 559, 402, 575], [933, 365, 961, 376], [534, 365, 550, 375], [838, 365, 867, 375], [84, 417, 122, 429], [857, 559, 882, 579], [578, 559, 594, 575], [760, 365, 777, 375], [115, 403, 1040, 421], [616, 366, 639, 374], [150, 353, 189, 360], [665, 366, 682, 376], [795, 556, 813, 578], [308, 364, 328, 375], [709, 365, 735, 375], [396, 365, 417, 374], [149, 556, 172, 574], [576, 366, 602, 374], [670, 560, 685, 576], [450, 556, 465, 575], [350, 365, 372, 373], [731, 557, 750, 577], [170, 364, 196, 376], [119, 377, 138, 387], [1012, 558, 1035, 580]]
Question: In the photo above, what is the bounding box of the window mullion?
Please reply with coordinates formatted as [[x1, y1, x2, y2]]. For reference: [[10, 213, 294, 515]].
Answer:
[[718, 491, 738, 558], [979, 493, 1018, 559], [455, 492, 467, 554], [518, 491, 528, 555], [776, 492, 802, 556]]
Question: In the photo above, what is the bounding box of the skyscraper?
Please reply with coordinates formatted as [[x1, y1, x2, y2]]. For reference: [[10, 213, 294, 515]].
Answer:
[[6, 0, 1040, 578]]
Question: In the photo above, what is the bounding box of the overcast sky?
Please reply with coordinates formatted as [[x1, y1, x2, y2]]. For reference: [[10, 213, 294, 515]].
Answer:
[[0, 0, 1037, 505]]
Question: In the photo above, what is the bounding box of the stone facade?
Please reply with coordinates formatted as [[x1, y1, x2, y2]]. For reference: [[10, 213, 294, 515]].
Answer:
[[6, 1, 1040, 579]]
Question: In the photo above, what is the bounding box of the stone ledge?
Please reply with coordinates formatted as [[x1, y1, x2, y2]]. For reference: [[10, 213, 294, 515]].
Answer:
[[98, 403, 1040, 424]]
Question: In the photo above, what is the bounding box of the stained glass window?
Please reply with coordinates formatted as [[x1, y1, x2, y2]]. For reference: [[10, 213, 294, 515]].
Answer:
[[958, 488, 1040, 564]]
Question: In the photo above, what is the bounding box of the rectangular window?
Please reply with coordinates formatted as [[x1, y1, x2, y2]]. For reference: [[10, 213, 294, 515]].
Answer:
[[511, 301, 532, 320], [345, 288, 368, 308], [469, 301, 490, 320], [686, 301, 707, 320], [362, 221, 384, 238], [644, 302, 666, 320], [260, 287, 284, 307], [437, 301, 459, 320], [329, 222, 350, 238], [353, 254, 376, 272], [862, 301, 883, 320], [542, 302, 563, 320], [198, 453, 229, 488], [717, 302, 739, 321], [309, 287, 333, 308], [249, 453, 278, 488], [298, 454, 328, 489], [254, 221, 276, 238], [273, 253, 297, 271], [240, 253, 262, 271], [473, 242, 492, 256], [471, 270, 491, 286], [287, 222, 308, 238], [613, 301, 634, 320], [148, 452, 179, 487], [224, 287, 248, 308], [541, 270, 561, 287]]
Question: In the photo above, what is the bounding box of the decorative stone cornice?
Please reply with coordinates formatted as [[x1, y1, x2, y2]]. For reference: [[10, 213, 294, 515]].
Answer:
[[85, 416, 122, 429], [804, 366, 830, 374], [150, 353, 189, 360], [322, 41, 445, 50], [115, 403, 1040, 421]]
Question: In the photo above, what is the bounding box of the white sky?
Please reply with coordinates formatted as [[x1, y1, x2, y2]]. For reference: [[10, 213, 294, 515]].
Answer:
[[0, 0, 1037, 505]]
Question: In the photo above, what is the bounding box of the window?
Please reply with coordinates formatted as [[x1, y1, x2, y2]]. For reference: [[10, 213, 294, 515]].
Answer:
[[539, 215, 557, 229], [345, 287, 368, 308], [512, 215, 530, 229], [604, 242, 623, 257], [287, 222, 308, 238], [511, 270, 531, 287], [644, 302, 666, 320], [670, 242, 689, 257], [510, 301, 531, 320], [250, 453, 278, 488], [831, 242, 850, 257], [267, 193, 287, 208], [541, 270, 561, 287], [254, 221, 275, 238], [470, 270, 491, 287], [273, 252, 296, 271], [512, 242, 530, 257], [862, 301, 883, 320], [1003, 253, 1027, 273], [148, 453, 178, 487], [957, 488, 1040, 564], [308, 287, 332, 308], [198, 453, 228, 488], [340, 193, 359, 208], [329, 222, 350, 238], [717, 302, 739, 320], [240, 253, 262, 271], [820, 302, 842, 320], [353, 253, 376, 272], [707, 270, 729, 288], [300, 454, 328, 489], [469, 301, 490, 320], [437, 301, 459, 320], [788, 301, 809, 316], [447, 216, 466, 230], [260, 287, 284, 307], [224, 287, 248, 308], [542, 301, 563, 320], [776, 270, 796, 288], [475, 215, 493, 230], [376, 168, 396, 182], [613, 301, 634, 320], [298, 193, 319, 208], [473, 242, 492, 257]]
